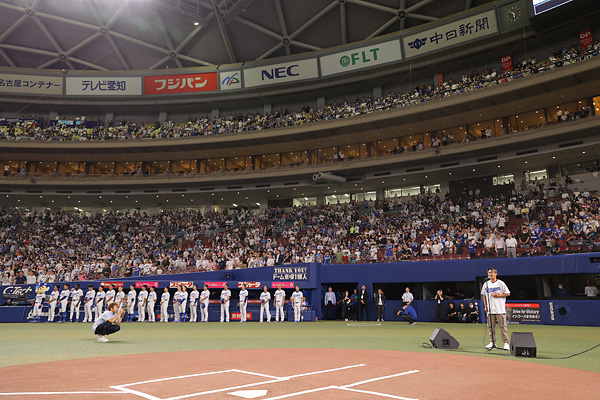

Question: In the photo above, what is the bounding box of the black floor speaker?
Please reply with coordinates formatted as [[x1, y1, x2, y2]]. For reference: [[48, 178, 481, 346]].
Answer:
[[429, 327, 460, 349], [510, 332, 537, 358]]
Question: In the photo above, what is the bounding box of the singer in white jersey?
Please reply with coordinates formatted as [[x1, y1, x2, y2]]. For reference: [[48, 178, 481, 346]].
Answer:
[[173, 287, 181, 322], [104, 284, 116, 311], [94, 286, 106, 321], [274, 285, 286, 322], [59, 284, 70, 323], [238, 284, 248, 323], [200, 285, 210, 322], [259, 286, 271, 323], [69, 284, 84, 322], [290, 286, 303, 323], [126, 284, 136, 322], [220, 283, 231, 322], [147, 286, 157, 322], [189, 285, 199, 322], [160, 287, 170, 322], [48, 285, 59, 322], [115, 286, 126, 311], [137, 285, 149, 322], [83, 285, 95, 322]]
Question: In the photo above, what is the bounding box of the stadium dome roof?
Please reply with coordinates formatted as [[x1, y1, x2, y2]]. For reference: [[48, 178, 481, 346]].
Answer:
[[0, 0, 496, 71]]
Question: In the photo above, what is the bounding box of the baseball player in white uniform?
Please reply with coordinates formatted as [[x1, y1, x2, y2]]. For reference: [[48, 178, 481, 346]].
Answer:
[[179, 285, 189, 322], [238, 284, 248, 323], [290, 286, 303, 323], [104, 284, 116, 310], [94, 286, 106, 321], [189, 285, 199, 322], [83, 285, 95, 322], [200, 285, 210, 322], [115, 286, 126, 311], [32, 290, 45, 323], [274, 285, 286, 322], [160, 287, 170, 322], [48, 285, 59, 322], [69, 284, 83, 322], [220, 283, 231, 323], [137, 285, 149, 322], [147, 286, 157, 322], [173, 287, 181, 322], [259, 286, 271, 323], [126, 284, 137, 322], [59, 284, 70, 323]]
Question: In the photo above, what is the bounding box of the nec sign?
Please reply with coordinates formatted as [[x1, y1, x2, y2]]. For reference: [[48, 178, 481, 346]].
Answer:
[[244, 58, 318, 88], [261, 65, 300, 80]]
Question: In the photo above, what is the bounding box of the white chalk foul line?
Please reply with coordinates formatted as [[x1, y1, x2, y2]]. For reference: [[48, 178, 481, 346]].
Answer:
[[115, 369, 237, 387], [337, 387, 419, 400], [259, 386, 336, 400], [280, 363, 366, 379], [111, 386, 161, 400], [164, 379, 283, 400], [230, 369, 282, 380], [341, 369, 420, 388], [0, 391, 124, 396]]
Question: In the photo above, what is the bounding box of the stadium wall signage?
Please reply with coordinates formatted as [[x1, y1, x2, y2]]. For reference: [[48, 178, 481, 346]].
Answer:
[[319, 39, 402, 76], [402, 9, 498, 59], [144, 72, 218, 95], [65, 76, 142, 96], [219, 70, 242, 91], [243, 58, 319, 88], [0, 73, 62, 95]]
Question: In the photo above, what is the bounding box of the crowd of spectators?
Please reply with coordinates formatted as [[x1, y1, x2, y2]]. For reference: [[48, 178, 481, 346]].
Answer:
[[1, 178, 599, 285], [0, 40, 598, 142]]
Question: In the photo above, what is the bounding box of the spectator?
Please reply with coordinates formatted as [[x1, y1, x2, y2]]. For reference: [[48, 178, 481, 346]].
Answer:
[[506, 233, 517, 258], [468, 302, 479, 323], [555, 283, 570, 297], [446, 302, 458, 323], [584, 281, 598, 297]]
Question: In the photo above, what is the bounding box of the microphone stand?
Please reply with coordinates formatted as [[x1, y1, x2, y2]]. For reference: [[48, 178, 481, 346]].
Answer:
[[484, 278, 497, 351]]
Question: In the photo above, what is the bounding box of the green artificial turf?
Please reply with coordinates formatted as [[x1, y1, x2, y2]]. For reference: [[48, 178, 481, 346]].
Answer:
[[1, 321, 599, 372]]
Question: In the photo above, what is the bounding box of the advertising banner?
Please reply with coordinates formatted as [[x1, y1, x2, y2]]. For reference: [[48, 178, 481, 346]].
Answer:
[[204, 282, 228, 289], [501, 55, 513, 72], [170, 281, 194, 288], [101, 282, 124, 288], [219, 70, 242, 91], [244, 58, 318, 88], [66, 77, 142, 96], [437, 72, 444, 87], [580, 29, 593, 51], [271, 282, 295, 289], [238, 282, 261, 289], [403, 10, 498, 59], [144, 72, 218, 95], [0, 73, 62, 95], [272, 266, 308, 281], [135, 281, 159, 288], [506, 303, 541, 323], [320, 39, 402, 76]]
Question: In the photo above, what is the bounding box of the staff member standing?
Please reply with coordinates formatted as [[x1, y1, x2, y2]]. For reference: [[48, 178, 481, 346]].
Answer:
[[160, 287, 170, 322], [189, 285, 199, 322], [238, 284, 248, 323], [324, 287, 336, 320], [482, 267, 511, 350], [259, 286, 271, 323], [220, 283, 231, 322], [274, 284, 285, 322], [126, 284, 136, 322], [147, 286, 157, 322], [200, 284, 210, 322], [402, 287, 414, 305], [374, 288, 385, 322], [359, 284, 369, 321], [290, 286, 303, 323], [94, 286, 106, 321]]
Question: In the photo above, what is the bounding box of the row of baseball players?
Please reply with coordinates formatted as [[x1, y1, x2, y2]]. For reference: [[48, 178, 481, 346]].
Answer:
[[32, 282, 307, 323]]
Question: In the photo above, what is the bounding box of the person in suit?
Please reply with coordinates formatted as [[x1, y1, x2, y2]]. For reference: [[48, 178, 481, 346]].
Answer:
[[374, 288, 385, 321], [359, 284, 369, 321], [324, 287, 336, 320], [275, 250, 284, 265]]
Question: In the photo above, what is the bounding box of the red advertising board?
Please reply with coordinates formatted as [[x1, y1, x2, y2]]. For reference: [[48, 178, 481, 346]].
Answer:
[[238, 282, 261, 289], [231, 312, 253, 320], [501, 55, 512, 72], [437, 72, 443, 87], [580, 29, 593, 51], [170, 281, 194, 288], [135, 281, 158, 288], [506, 303, 540, 323], [271, 282, 295, 289], [101, 281, 124, 288], [144, 73, 217, 95], [204, 282, 228, 289]]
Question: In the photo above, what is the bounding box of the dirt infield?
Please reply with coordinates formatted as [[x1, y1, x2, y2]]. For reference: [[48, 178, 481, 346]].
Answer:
[[0, 348, 598, 400]]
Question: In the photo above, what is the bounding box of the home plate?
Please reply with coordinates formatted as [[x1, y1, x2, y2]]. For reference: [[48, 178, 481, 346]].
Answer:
[[228, 389, 269, 398]]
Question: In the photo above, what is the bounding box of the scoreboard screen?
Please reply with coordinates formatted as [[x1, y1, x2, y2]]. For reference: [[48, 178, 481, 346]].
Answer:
[[532, 0, 575, 15]]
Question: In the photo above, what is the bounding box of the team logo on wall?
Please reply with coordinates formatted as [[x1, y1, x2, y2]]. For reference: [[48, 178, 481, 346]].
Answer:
[[219, 70, 242, 91]]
